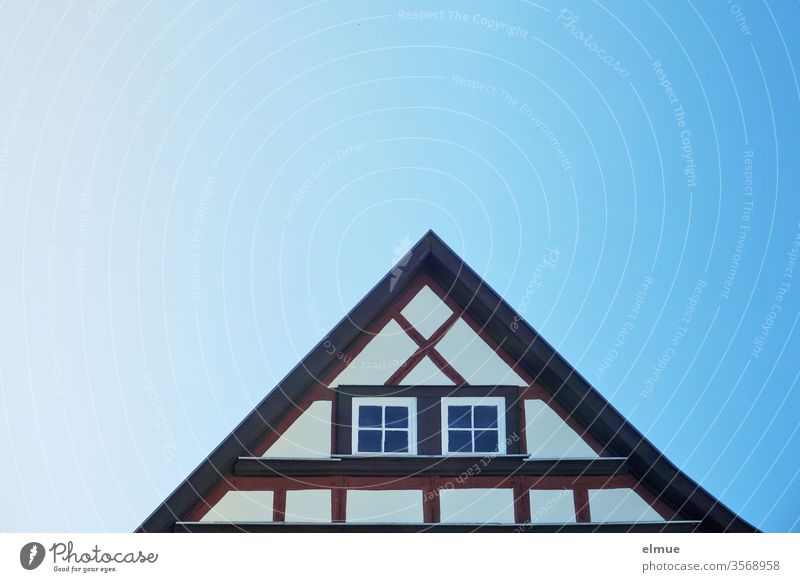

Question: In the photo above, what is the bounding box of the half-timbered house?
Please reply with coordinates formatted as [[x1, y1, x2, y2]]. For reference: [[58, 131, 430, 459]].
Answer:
[[138, 231, 754, 532]]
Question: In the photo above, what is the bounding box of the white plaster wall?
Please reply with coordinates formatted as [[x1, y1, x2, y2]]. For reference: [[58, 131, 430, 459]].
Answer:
[[434, 319, 526, 385], [330, 319, 418, 387], [284, 489, 331, 523], [262, 400, 331, 458], [529, 489, 576, 523], [200, 491, 274, 522], [588, 488, 663, 522], [524, 399, 597, 458], [346, 490, 424, 523], [401, 355, 454, 385], [439, 488, 515, 523], [400, 285, 452, 338]]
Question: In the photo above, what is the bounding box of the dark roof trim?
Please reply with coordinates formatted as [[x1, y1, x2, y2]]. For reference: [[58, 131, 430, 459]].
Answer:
[[137, 230, 757, 533], [174, 520, 701, 533]]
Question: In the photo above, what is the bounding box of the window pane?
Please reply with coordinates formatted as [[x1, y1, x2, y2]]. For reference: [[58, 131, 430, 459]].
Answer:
[[447, 406, 472, 429], [448, 430, 472, 453], [474, 405, 498, 429], [474, 429, 499, 453], [384, 430, 409, 453], [385, 406, 408, 428], [357, 430, 382, 452], [358, 406, 382, 428]]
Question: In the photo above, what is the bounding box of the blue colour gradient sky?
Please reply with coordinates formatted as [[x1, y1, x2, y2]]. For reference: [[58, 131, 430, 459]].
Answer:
[[0, 1, 799, 532]]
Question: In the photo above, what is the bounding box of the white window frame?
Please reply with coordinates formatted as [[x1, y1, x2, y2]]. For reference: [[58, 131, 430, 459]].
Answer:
[[441, 396, 507, 455], [352, 397, 417, 455]]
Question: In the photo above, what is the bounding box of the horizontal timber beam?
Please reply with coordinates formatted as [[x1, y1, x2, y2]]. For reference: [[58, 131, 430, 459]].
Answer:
[[234, 455, 629, 478], [175, 520, 700, 533]]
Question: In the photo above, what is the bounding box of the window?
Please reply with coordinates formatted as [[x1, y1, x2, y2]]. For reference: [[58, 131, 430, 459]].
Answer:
[[441, 397, 506, 454], [352, 398, 417, 454]]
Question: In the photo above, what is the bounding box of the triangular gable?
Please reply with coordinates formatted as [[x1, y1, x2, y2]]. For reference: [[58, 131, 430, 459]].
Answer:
[[137, 230, 756, 532]]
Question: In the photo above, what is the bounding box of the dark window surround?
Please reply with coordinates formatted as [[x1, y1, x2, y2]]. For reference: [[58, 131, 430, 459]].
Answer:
[[336, 385, 521, 455]]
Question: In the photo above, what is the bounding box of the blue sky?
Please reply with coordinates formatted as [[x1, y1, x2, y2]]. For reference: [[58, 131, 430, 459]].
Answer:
[[0, 0, 799, 532]]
